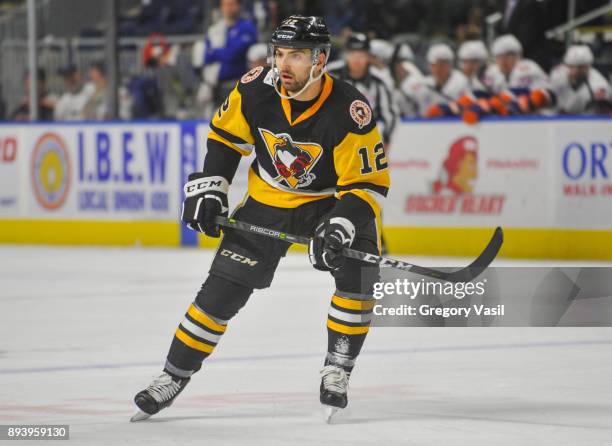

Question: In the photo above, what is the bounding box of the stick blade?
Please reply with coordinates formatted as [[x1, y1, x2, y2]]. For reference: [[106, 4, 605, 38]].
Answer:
[[444, 226, 504, 282]]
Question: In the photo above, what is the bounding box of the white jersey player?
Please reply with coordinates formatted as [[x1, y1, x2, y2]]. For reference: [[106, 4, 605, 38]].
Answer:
[[246, 42, 268, 69], [368, 39, 397, 86], [484, 34, 550, 94], [400, 43, 469, 117], [391, 42, 423, 82], [550, 45, 611, 114], [369, 39, 422, 86], [458, 40, 489, 93], [388, 42, 424, 117]]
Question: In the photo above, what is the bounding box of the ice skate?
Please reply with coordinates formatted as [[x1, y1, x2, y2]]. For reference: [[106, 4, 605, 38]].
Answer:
[[320, 365, 349, 423], [130, 372, 190, 422]]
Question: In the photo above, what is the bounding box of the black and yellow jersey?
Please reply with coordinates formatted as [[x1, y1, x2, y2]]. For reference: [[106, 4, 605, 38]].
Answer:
[[205, 65, 390, 223]]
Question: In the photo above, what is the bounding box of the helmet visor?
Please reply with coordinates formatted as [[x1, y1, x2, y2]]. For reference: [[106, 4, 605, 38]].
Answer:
[[268, 43, 330, 66]]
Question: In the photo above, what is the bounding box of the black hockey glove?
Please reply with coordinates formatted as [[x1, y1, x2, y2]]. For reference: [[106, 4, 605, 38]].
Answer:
[[181, 173, 229, 237], [308, 216, 356, 271]]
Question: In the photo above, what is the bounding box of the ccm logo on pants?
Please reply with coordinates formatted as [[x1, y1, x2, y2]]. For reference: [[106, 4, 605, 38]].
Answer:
[[220, 249, 258, 266]]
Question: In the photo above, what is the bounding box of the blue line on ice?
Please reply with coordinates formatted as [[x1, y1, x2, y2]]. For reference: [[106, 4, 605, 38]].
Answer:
[[2, 338, 611, 375]]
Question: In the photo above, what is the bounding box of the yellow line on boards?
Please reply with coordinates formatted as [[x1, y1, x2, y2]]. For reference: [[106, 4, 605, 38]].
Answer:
[[0, 220, 179, 246]]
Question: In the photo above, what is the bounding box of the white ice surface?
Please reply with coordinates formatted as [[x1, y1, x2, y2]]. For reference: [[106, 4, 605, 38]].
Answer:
[[1, 246, 611, 445]]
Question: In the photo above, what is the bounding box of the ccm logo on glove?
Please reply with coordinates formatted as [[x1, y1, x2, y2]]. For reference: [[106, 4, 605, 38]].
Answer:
[[182, 174, 229, 237], [184, 178, 228, 195]]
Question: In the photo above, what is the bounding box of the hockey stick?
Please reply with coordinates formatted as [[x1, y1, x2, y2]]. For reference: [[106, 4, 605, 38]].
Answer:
[[214, 216, 503, 282]]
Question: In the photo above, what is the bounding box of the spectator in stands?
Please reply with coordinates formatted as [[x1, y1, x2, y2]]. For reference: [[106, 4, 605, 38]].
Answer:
[[550, 45, 611, 115], [400, 43, 469, 118], [458, 40, 489, 92], [454, 2, 485, 42], [145, 35, 187, 119], [358, 0, 415, 39], [11, 68, 55, 121], [82, 62, 109, 121], [120, 0, 203, 36], [163, 0, 204, 35], [54, 65, 94, 121], [323, 0, 355, 35], [128, 56, 165, 120], [120, 0, 165, 36], [247, 43, 268, 69], [327, 33, 398, 146], [203, 0, 257, 107]]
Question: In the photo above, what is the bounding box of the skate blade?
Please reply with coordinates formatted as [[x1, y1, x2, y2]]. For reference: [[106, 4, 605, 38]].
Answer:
[[323, 406, 339, 424], [130, 409, 152, 422]]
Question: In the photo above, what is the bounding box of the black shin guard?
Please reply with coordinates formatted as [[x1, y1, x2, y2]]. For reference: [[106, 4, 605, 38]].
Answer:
[[195, 274, 254, 320]]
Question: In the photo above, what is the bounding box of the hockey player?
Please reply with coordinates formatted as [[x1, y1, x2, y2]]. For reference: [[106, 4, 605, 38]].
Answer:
[[401, 43, 469, 118], [455, 40, 492, 124], [131, 16, 390, 423], [368, 39, 421, 90], [483, 34, 553, 115], [458, 40, 489, 93], [327, 33, 398, 146], [247, 42, 268, 69], [550, 45, 611, 115], [391, 42, 422, 86], [484, 34, 549, 93], [368, 39, 396, 85], [388, 42, 424, 118], [369, 39, 394, 72]]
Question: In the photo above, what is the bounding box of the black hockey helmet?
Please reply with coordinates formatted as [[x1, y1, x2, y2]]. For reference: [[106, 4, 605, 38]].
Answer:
[[268, 16, 332, 99], [346, 33, 370, 52], [270, 15, 331, 49]]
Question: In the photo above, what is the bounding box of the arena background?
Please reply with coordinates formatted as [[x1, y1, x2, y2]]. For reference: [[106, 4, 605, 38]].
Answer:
[[1, 0, 611, 259]]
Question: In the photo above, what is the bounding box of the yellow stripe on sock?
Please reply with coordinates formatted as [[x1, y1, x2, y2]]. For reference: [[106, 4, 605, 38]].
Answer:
[[332, 295, 375, 311], [175, 328, 215, 353], [187, 304, 227, 333], [327, 319, 370, 335]]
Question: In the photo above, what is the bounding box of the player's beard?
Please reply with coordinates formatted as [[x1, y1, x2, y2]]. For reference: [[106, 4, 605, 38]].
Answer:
[[280, 71, 309, 95]]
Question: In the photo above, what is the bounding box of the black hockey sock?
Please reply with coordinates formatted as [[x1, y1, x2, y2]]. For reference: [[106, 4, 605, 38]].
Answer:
[[325, 293, 375, 373], [164, 275, 253, 378]]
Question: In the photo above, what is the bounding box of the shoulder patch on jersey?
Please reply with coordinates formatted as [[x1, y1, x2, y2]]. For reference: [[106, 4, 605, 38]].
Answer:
[[263, 68, 276, 87], [241, 66, 264, 84], [349, 100, 372, 129]]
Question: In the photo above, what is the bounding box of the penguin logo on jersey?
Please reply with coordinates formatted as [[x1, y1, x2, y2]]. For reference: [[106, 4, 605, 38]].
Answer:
[[259, 128, 323, 188], [240, 65, 264, 84], [349, 100, 372, 129]]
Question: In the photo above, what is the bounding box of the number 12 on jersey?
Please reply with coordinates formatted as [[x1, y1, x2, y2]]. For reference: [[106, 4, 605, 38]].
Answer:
[[358, 142, 388, 175]]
